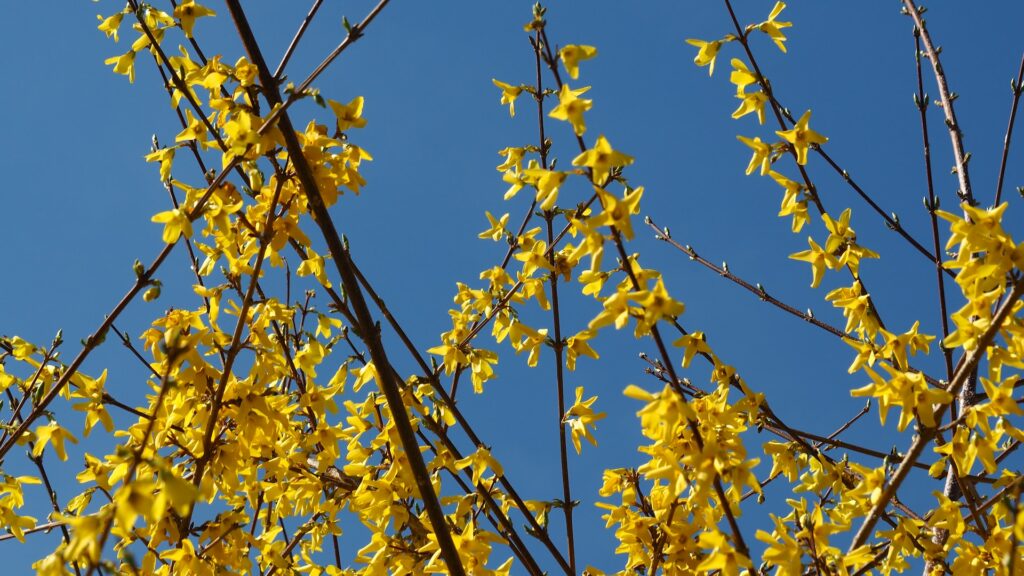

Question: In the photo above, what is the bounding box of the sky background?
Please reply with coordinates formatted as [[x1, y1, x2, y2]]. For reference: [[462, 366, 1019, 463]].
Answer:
[[2, 0, 1024, 573]]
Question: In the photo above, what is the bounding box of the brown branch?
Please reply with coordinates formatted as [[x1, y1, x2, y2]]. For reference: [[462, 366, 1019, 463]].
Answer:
[[848, 276, 1024, 552], [912, 29, 955, 382], [220, 4, 467, 576], [994, 52, 1024, 206], [273, 0, 325, 80], [903, 0, 975, 205], [530, 29, 577, 574]]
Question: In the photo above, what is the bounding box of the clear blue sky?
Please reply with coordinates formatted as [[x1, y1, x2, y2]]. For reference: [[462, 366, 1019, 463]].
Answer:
[[2, 1, 1023, 572]]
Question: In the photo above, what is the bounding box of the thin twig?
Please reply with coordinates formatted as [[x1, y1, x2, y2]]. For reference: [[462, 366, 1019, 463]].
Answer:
[[994, 52, 1024, 206], [903, 0, 975, 205]]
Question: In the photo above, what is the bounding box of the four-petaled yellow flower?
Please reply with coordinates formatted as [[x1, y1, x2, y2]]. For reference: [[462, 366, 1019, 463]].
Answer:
[[630, 277, 685, 336], [770, 170, 809, 232], [104, 50, 136, 83], [737, 135, 773, 175], [686, 38, 726, 76], [492, 79, 523, 117], [572, 135, 634, 186], [592, 185, 643, 240], [730, 58, 758, 94], [173, 0, 217, 39], [328, 96, 368, 132], [565, 329, 599, 370], [559, 44, 597, 79], [97, 11, 125, 42], [776, 110, 828, 165], [789, 236, 838, 288], [755, 2, 793, 53], [548, 84, 593, 136], [144, 146, 176, 182], [563, 386, 607, 454], [32, 422, 79, 462], [151, 208, 193, 244], [733, 89, 768, 124], [478, 211, 509, 241]]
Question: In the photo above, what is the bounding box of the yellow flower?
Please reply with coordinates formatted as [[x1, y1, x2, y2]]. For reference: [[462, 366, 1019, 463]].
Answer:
[[563, 386, 607, 454], [673, 331, 712, 368], [548, 84, 593, 136], [521, 166, 568, 211], [492, 79, 523, 117], [685, 38, 727, 76], [565, 329, 599, 370], [769, 170, 809, 232], [478, 211, 509, 241], [789, 237, 838, 288], [755, 2, 793, 53], [144, 146, 176, 181], [730, 58, 758, 94], [104, 50, 136, 83], [151, 208, 193, 244], [776, 110, 828, 165], [591, 185, 643, 240], [32, 422, 79, 461], [572, 135, 634, 186], [737, 135, 773, 175], [496, 146, 526, 172], [97, 11, 125, 42], [328, 96, 368, 131], [630, 277, 684, 335], [559, 44, 597, 79], [173, 0, 217, 39], [733, 89, 768, 124]]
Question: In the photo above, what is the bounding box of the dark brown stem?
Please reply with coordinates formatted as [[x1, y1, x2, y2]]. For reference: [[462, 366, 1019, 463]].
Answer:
[[533, 28, 576, 574], [903, 0, 975, 205], [273, 0, 325, 80], [995, 53, 1024, 206], [221, 4, 465, 575], [913, 30, 955, 381], [849, 277, 1024, 551], [647, 218, 846, 340]]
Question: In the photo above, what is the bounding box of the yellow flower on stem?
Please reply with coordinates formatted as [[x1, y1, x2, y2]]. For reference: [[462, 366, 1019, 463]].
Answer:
[[151, 208, 193, 244], [559, 44, 597, 79], [572, 135, 634, 186], [478, 211, 509, 241], [565, 329, 599, 371], [496, 146, 526, 172], [548, 84, 592, 136], [733, 89, 768, 124], [591, 185, 643, 240], [328, 96, 368, 131], [492, 79, 523, 117], [673, 331, 712, 368], [776, 110, 828, 165], [730, 58, 758, 94], [685, 38, 728, 76], [789, 237, 838, 288], [754, 2, 792, 53], [737, 135, 773, 175], [173, 0, 216, 39], [104, 50, 136, 83], [97, 11, 125, 42], [144, 146, 176, 182], [630, 277, 685, 336], [563, 386, 606, 454], [32, 422, 78, 461], [521, 166, 567, 211]]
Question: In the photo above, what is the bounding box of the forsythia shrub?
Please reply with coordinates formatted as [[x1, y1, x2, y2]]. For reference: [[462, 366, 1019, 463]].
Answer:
[[2, 1, 1024, 575]]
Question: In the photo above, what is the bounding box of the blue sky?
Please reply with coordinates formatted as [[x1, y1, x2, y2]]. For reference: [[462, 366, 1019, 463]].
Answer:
[[2, 0, 1023, 572]]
